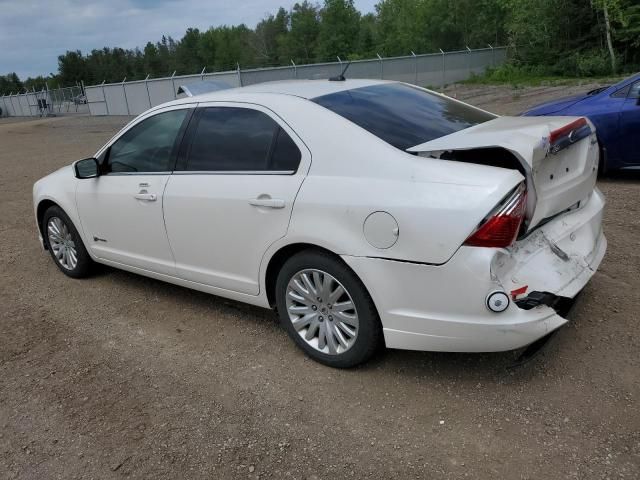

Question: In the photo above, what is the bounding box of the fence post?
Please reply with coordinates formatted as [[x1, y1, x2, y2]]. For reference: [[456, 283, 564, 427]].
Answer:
[[80, 80, 86, 114], [466, 45, 472, 77], [440, 49, 446, 87], [411, 51, 417, 85], [170, 71, 177, 99], [237, 63, 242, 87], [19, 91, 26, 116], [121, 77, 130, 115], [200, 67, 206, 81], [145, 74, 152, 108], [377, 53, 383, 79], [24, 88, 33, 116], [45, 82, 51, 116], [291, 60, 297, 79], [488, 44, 495, 67], [55, 86, 61, 113], [101, 80, 110, 115]]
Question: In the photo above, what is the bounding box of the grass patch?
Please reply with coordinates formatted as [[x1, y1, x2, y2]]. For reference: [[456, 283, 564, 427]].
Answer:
[[464, 64, 627, 87]]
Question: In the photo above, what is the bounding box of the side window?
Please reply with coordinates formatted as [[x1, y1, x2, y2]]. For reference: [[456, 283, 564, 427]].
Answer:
[[629, 81, 640, 99], [612, 85, 631, 98], [270, 127, 302, 171], [106, 109, 188, 173], [186, 107, 301, 172]]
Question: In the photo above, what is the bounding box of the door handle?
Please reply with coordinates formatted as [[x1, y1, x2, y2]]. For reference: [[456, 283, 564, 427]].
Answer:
[[249, 198, 285, 209], [134, 193, 157, 201]]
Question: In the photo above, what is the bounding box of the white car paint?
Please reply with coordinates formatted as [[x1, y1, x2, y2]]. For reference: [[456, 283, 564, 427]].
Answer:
[[33, 79, 606, 354]]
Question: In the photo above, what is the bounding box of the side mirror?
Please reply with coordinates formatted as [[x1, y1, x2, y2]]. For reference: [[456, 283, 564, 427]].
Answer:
[[636, 96, 640, 106], [74, 157, 100, 179]]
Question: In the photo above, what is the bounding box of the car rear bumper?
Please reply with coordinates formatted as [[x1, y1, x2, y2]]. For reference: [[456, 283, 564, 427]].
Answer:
[[342, 189, 606, 352]]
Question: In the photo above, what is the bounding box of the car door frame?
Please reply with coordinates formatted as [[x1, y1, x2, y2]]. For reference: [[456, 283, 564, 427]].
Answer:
[[92, 102, 198, 167], [75, 103, 197, 274], [163, 100, 313, 295]]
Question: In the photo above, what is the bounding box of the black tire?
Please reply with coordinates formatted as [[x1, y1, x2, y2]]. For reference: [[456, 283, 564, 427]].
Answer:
[[43, 205, 94, 278], [597, 140, 608, 177], [275, 249, 382, 368]]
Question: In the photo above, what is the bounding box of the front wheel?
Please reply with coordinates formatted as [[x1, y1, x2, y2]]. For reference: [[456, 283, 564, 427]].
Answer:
[[43, 205, 94, 278], [275, 250, 382, 368]]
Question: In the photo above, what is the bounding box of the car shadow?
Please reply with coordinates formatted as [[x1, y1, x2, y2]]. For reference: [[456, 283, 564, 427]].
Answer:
[[92, 264, 581, 382], [599, 170, 640, 183]]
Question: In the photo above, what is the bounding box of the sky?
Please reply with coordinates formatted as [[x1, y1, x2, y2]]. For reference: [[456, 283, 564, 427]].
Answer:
[[0, 0, 378, 79]]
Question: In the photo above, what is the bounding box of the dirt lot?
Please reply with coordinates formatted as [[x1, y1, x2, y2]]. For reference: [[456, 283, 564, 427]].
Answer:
[[1, 85, 639, 479]]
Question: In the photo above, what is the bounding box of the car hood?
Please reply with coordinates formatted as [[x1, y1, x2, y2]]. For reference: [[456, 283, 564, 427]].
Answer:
[[522, 93, 591, 116]]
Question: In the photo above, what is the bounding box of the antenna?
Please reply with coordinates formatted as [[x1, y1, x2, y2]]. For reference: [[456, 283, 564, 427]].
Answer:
[[329, 61, 352, 82]]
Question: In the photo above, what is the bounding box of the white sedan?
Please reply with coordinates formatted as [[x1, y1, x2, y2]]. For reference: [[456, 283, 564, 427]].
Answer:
[[33, 79, 606, 367]]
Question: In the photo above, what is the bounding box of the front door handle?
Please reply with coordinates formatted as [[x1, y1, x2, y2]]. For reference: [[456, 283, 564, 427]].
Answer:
[[134, 193, 157, 201], [249, 198, 285, 209]]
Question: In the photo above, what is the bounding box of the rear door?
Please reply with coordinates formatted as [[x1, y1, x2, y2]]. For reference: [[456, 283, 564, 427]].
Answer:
[[163, 103, 310, 295], [619, 80, 640, 166]]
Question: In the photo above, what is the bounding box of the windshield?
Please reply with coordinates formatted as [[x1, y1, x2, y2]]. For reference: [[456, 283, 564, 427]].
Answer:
[[312, 83, 495, 151]]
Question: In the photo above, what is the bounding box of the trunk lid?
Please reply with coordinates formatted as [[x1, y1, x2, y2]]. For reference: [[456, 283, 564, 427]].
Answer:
[[407, 116, 599, 231]]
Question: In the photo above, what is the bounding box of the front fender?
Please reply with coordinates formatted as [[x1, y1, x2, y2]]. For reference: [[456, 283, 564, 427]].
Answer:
[[33, 165, 85, 249]]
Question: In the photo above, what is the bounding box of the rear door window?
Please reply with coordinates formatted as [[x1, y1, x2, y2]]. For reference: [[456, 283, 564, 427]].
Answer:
[[185, 107, 301, 172]]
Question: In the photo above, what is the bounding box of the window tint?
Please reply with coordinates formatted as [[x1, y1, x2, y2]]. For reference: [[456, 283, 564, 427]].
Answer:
[[312, 83, 495, 151], [270, 127, 302, 171], [188, 107, 284, 171], [107, 109, 188, 173]]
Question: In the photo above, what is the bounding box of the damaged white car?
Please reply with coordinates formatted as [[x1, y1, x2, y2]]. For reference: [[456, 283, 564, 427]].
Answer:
[[33, 79, 606, 367]]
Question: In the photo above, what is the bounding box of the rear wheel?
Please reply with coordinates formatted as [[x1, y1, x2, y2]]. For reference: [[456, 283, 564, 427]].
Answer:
[[43, 205, 94, 278], [275, 250, 382, 368]]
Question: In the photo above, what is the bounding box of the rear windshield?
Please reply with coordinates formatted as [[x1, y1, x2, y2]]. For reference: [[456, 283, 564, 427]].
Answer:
[[312, 83, 495, 151]]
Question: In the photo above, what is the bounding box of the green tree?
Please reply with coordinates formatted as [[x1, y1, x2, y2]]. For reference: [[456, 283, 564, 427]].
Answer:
[[253, 8, 290, 65], [0, 73, 24, 95], [315, 0, 360, 61], [281, 1, 321, 64]]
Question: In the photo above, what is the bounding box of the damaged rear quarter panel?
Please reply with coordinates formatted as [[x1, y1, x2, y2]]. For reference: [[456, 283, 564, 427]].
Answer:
[[490, 189, 606, 299]]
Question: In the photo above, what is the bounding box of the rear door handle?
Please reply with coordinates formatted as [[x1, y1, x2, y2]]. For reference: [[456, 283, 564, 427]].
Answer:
[[134, 193, 157, 201], [249, 198, 285, 209]]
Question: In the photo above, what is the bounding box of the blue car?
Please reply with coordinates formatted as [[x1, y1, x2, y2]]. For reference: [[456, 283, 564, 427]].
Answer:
[[523, 73, 640, 173]]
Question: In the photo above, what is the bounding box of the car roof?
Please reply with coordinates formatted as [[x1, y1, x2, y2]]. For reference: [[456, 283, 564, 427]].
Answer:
[[183, 78, 395, 103]]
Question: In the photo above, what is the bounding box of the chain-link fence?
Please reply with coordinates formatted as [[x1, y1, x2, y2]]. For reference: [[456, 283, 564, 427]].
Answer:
[[0, 85, 89, 117], [0, 46, 506, 117]]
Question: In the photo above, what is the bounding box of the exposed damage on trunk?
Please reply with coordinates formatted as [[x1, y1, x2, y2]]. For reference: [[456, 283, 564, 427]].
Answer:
[[408, 115, 600, 232]]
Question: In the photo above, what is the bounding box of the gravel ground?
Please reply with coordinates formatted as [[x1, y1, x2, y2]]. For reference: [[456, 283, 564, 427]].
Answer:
[[0, 84, 638, 479]]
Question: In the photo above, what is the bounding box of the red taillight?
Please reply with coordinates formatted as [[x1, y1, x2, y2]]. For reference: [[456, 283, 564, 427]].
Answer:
[[548, 118, 591, 154], [548, 118, 587, 145], [464, 184, 527, 248]]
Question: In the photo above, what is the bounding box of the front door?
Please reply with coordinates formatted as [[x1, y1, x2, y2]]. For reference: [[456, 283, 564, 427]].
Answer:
[[76, 107, 191, 275], [163, 104, 309, 295]]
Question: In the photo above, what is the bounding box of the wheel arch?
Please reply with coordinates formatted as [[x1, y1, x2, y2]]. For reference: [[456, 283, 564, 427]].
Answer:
[[264, 243, 335, 308], [36, 198, 61, 246], [263, 242, 382, 314]]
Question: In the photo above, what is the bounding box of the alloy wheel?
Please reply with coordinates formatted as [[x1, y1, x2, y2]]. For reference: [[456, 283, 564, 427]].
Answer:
[[285, 269, 359, 355], [47, 216, 78, 270]]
